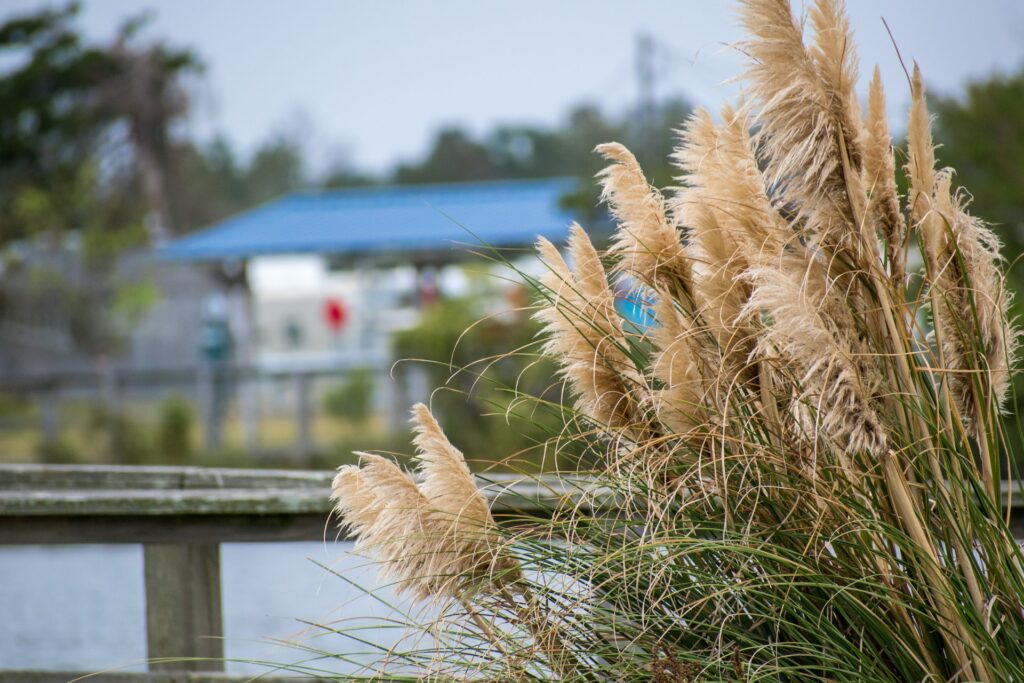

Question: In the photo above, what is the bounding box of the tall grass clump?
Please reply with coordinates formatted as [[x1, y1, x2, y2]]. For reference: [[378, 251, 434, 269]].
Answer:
[[325, 1, 1024, 679]]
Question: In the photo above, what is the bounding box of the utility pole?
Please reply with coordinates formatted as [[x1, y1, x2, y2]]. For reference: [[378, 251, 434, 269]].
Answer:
[[635, 32, 657, 166]]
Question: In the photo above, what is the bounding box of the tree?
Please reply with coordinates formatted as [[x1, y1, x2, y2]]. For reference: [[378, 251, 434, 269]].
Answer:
[[393, 127, 497, 184], [932, 69, 1024, 265], [0, 3, 198, 243], [94, 12, 199, 241], [0, 4, 198, 364], [391, 99, 691, 221], [165, 134, 311, 233]]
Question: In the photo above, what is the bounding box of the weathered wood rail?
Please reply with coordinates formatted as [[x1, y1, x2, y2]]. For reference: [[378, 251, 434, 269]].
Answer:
[[2, 464, 1021, 683], [0, 463, 559, 683]]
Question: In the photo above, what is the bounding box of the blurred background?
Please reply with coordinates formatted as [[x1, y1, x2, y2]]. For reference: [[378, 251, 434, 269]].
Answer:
[[2, 0, 1023, 472], [2, 0, 1024, 673]]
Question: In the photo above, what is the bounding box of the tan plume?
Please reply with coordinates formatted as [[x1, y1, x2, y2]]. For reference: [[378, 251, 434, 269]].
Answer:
[[672, 106, 799, 391], [743, 258, 887, 458], [906, 64, 936, 231], [331, 432, 517, 601], [535, 225, 647, 433], [929, 173, 1017, 434], [411, 403, 518, 587], [738, 0, 868, 265], [332, 453, 445, 601], [671, 109, 751, 356], [808, 0, 864, 170], [863, 66, 906, 284], [596, 142, 691, 299]]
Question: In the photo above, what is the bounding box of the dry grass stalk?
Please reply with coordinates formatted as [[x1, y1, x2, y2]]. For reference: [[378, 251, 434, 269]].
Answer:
[[650, 294, 708, 438], [906, 64, 937, 232]]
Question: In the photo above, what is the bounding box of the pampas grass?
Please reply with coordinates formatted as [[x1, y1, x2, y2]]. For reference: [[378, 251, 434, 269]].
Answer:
[[332, 405, 517, 601], [322, 1, 1024, 680]]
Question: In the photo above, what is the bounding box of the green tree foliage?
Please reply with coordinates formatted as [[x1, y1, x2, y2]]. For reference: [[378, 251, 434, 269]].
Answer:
[[156, 394, 194, 464], [932, 70, 1024, 273], [324, 367, 375, 423], [0, 4, 198, 357], [0, 3, 116, 237], [393, 100, 691, 220], [0, 3, 199, 242], [5, 161, 152, 356], [166, 134, 309, 233]]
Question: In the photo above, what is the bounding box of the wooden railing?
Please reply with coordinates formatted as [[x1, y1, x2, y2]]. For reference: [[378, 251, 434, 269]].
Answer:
[[1, 463, 1021, 682], [0, 464, 338, 682], [0, 463, 559, 683]]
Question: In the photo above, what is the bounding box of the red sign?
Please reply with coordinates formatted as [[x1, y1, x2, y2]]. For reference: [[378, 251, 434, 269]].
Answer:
[[323, 298, 348, 332]]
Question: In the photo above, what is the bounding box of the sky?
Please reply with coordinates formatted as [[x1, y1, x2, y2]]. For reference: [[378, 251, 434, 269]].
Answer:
[[3, 0, 1024, 175]]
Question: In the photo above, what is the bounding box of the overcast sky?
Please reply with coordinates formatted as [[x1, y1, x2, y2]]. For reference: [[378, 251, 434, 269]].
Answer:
[[4, 1, 1024, 174]]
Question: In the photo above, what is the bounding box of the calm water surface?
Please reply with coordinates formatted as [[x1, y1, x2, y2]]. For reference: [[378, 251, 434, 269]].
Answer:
[[0, 542, 411, 675]]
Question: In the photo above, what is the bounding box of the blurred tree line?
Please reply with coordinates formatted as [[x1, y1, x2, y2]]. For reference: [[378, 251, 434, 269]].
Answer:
[[4, 4, 1023, 276], [392, 99, 693, 220], [932, 71, 1024, 275]]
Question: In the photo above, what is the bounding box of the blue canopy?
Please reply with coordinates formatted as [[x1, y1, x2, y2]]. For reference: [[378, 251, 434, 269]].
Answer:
[[162, 178, 581, 261]]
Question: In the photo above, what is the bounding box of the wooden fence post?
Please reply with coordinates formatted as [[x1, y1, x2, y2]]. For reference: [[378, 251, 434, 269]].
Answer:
[[143, 543, 224, 672]]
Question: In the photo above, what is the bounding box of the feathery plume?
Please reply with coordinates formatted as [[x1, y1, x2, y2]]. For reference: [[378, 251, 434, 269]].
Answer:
[[906, 64, 936, 231], [929, 173, 1017, 433], [694, 106, 794, 262], [671, 109, 752, 356], [596, 142, 692, 299], [411, 403, 518, 587], [863, 66, 906, 283], [808, 0, 864, 169], [743, 259, 887, 458], [331, 465, 384, 539], [535, 225, 647, 433], [672, 106, 804, 392], [331, 434, 517, 600], [332, 453, 445, 600], [738, 0, 868, 264]]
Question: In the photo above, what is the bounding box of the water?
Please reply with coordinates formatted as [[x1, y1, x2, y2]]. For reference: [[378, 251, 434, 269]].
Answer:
[[0, 542, 412, 676]]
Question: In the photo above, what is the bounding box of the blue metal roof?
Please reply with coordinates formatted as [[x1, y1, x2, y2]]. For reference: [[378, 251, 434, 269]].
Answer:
[[162, 178, 580, 261]]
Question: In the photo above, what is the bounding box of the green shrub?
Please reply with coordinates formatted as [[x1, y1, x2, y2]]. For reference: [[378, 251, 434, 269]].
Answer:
[[85, 404, 153, 464], [156, 394, 194, 463], [37, 436, 81, 464], [323, 367, 375, 422]]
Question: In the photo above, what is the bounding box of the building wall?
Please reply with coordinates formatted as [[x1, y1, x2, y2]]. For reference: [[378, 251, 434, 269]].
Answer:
[[0, 247, 221, 376]]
